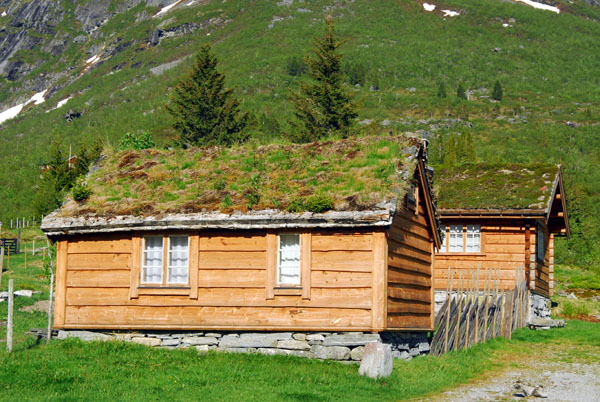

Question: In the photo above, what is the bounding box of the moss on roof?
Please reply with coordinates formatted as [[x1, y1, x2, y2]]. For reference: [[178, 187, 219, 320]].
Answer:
[[58, 136, 423, 218], [435, 163, 559, 211]]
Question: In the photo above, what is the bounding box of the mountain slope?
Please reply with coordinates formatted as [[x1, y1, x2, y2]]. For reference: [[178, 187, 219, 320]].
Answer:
[[0, 0, 599, 268]]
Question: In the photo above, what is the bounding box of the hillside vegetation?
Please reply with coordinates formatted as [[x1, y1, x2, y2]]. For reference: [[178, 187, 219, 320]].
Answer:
[[0, 0, 599, 269]]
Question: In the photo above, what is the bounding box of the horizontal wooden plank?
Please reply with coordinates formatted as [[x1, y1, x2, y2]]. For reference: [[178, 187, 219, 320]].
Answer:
[[388, 287, 431, 303], [387, 300, 431, 314], [68, 236, 132, 254], [311, 233, 372, 251], [484, 244, 527, 254], [199, 251, 266, 269], [64, 306, 372, 328], [435, 267, 522, 280], [388, 231, 431, 254], [388, 267, 431, 288], [198, 269, 265, 288], [311, 250, 372, 272], [311, 271, 372, 288], [434, 278, 521, 291], [390, 217, 431, 242], [434, 259, 526, 269], [66, 269, 130, 288], [66, 287, 372, 309], [199, 235, 266, 251], [67, 253, 131, 270], [387, 314, 431, 330], [485, 235, 526, 245], [388, 253, 431, 274]]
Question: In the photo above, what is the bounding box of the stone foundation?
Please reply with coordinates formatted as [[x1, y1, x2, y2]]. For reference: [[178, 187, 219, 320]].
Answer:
[[529, 292, 551, 320], [55, 330, 431, 361]]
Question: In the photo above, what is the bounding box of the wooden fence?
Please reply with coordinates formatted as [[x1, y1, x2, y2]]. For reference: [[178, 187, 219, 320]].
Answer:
[[430, 266, 529, 356], [0, 239, 18, 255]]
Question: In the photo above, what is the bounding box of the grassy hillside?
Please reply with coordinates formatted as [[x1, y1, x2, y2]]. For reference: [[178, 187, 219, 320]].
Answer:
[[0, 0, 599, 268]]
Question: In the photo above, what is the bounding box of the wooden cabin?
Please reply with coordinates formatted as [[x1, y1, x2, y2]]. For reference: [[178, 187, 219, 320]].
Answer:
[[433, 164, 569, 297], [42, 136, 442, 333]]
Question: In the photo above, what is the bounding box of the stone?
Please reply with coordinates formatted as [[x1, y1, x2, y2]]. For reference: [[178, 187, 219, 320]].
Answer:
[[380, 119, 391, 126], [217, 347, 257, 354], [306, 334, 325, 342], [567, 292, 578, 299], [257, 348, 315, 358], [492, 47, 502, 53], [160, 338, 180, 347], [322, 333, 381, 347], [350, 346, 365, 361], [292, 333, 307, 341], [514, 382, 534, 397], [204, 333, 222, 338], [532, 387, 548, 398], [311, 345, 351, 360], [417, 341, 430, 353], [182, 336, 218, 346], [57, 330, 112, 341], [195, 345, 209, 353], [131, 337, 161, 347], [409, 347, 420, 357], [113, 333, 142, 341], [392, 350, 411, 360], [528, 318, 565, 329], [220, 333, 291, 348], [19, 300, 49, 313], [14, 290, 33, 297], [358, 342, 393, 379], [277, 339, 310, 350]]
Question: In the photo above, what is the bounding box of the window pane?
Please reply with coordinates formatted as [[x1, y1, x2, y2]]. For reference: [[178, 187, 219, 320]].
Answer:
[[466, 225, 481, 253], [278, 234, 300, 285], [168, 236, 189, 284], [449, 225, 463, 252], [143, 236, 163, 283], [440, 225, 447, 252]]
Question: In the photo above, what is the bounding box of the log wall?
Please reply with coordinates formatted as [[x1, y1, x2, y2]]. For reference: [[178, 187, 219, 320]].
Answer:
[[435, 221, 528, 291], [533, 225, 553, 297], [55, 229, 386, 331], [387, 199, 435, 331]]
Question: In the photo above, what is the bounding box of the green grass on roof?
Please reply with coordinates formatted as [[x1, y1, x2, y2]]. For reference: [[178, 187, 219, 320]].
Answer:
[[59, 136, 421, 218], [435, 163, 559, 210]]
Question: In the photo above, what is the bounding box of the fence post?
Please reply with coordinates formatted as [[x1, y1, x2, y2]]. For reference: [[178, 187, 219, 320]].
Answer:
[[0, 244, 4, 289], [47, 272, 54, 343], [7, 279, 14, 352]]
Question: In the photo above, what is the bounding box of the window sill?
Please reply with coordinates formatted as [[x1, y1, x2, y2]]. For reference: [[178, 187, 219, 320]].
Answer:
[[437, 252, 486, 257], [138, 286, 190, 296], [274, 287, 302, 296]]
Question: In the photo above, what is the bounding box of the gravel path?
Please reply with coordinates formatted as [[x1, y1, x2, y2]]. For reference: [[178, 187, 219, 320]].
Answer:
[[424, 350, 600, 401]]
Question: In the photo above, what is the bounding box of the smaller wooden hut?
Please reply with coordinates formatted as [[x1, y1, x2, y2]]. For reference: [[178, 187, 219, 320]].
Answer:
[[433, 163, 569, 298], [42, 136, 442, 333]]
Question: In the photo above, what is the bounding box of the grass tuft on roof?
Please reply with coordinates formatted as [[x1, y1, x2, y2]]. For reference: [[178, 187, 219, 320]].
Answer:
[[435, 163, 560, 211], [57, 135, 422, 218]]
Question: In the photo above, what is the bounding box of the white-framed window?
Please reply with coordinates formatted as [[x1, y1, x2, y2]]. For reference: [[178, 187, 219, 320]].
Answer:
[[440, 225, 447, 251], [449, 225, 463, 252], [536, 226, 546, 262], [466, 225, 481, 253], [278, 233, 301, 286], [142, 235, 189, 285]]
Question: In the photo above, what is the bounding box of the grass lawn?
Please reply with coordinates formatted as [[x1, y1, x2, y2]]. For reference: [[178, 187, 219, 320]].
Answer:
[[0, 229, 599, 401]]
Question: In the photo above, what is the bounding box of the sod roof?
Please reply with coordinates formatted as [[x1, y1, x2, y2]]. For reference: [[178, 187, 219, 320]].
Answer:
[[434, 163, 560, 211], [55, 135, 425, 219]]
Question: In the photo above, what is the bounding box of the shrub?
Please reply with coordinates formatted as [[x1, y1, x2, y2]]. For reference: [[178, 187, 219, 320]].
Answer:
[[286, 56, 307, 76], [437, 82, 447, 98], [457, 83, 467, 100], [560, 300, 590, 319], [118, 131, 156, 150], [304, 193, 334, 213], [72, 176, 92, 201], [492, 80, 503, 101], [287, 198, 304, 213]]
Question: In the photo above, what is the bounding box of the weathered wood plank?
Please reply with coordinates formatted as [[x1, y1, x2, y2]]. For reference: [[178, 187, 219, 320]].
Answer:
[[198, 269, 266, 288], [54, 240, 68, 327], [64, 306, 372, 328], [388, 286, 431, 303], [311, 271, 372, 288], [129, 236, 141, 299], [68, 236, 132, 254], [67, 253, 131, 270], [189, 235, 199, 299], [388, 252, 431, 274], [66, 269, 130, 288], [372, 231, 386, 331], [199, 251, 266, 269], [301, 232, 311, 300], [388, 267, 431, 287], [311, 233, 372, 251], [266, 233, 277, 299], [387, 301, 431, 314], [311, 250, 373, 272], [199, 235, 266, 251], [386, 314, 431, 329]]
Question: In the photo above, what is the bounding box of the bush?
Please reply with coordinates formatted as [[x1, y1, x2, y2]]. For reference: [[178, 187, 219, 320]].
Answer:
[[492, 80, 503, 101], [437, 82, 447, 98], [287, 198, 304, 213], [118, 131, 156, 150], [286, 56, 307, 76], [560, 300, 590, 318], [304, 193, 334, 213], [72, 176, 92, 201], [457, 83, 467, 100]]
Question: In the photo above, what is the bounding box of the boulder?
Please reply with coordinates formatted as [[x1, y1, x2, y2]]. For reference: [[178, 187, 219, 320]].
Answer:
[[358, 342, 393, 379], [350, 346, 365, 361], [277, 339, 310, 350], [131, 337, 161, 347], [160, 338, 180, 347], [57, 330, 112, 341], [182, 336, 218, 346], [257, 348, 314, 358], [219, 333, 291, 348], [322, 333, 381, 347]]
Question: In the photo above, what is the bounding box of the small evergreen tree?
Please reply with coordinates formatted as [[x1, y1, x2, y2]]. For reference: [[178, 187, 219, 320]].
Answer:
[[492, 80, 503, 101], [289, 17, 358, 142], [167, 44, 249, 147], [457, 83, 467, 100], [437, 82, 447, 98]]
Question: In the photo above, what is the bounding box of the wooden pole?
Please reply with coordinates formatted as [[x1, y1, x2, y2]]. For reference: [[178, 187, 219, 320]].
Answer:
[[47, 272, 54, 343], [444, 267, 455, 354], [7, 279, 14, 352], [465, 269, 472, 349], [474, 264, 481, 345], [0, 244, 4, 289], [32, 240, 35, 256], [492, 267, 499, 339], [7, 245, 9, 269], [24, 247, 27, 269], [455, 271, 463, 351]]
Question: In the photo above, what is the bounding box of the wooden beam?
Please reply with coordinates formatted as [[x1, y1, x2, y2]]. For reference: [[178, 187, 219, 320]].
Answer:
[[189, 234, 199, 299], [129, 235, 141, 299], [54, 240, 68, 327], [265, 233, 277, 300], [301, 232, 311, 300], [371, 231, 387, 331]]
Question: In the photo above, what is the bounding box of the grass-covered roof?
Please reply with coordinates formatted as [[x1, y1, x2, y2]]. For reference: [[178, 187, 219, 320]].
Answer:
[[57, 135, 424, 218], [435, 163, 560, 211]]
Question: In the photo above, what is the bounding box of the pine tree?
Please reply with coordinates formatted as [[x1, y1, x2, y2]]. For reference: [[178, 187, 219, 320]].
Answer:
[[457, 83, 467, 100], [167, 44, 249, 147], [492, 80, 503, 101], [437, 82, 447, 98], [289, 17, 357, 142]]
